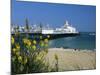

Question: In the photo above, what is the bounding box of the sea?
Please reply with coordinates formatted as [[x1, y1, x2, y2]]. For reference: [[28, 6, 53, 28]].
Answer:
[[48, 32, 96, 50]]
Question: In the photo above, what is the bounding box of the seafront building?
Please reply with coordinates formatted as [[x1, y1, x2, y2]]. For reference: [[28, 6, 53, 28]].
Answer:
[[11, 20, 79, 35]]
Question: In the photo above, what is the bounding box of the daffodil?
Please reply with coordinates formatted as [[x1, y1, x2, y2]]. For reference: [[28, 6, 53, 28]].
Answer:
[[11, 36, 14, 44], [23, 38, 28, 44], [40, 41, 44, 47], [23, 38, 32, 46], [32, 45, 36, 50], [40, 36, 42, 39], [16, 51, 20, 56], [18, 56, 22, 62], [27, 40, 31, 46], [33, 40, 37, 45], [44, 38, 48, 43], [15, 43, 20, 50], [12, 48, 16, 53]]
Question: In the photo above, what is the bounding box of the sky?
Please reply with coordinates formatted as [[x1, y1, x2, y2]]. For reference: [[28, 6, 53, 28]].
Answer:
[[11, 0, 96, 32]]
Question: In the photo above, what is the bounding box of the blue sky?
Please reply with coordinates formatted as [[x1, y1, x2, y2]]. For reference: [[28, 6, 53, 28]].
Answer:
[[11, 0, 96, 32]]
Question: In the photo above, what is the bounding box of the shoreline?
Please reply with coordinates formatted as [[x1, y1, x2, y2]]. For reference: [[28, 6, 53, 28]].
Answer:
[[48, 47, 95, 52], [45, 48, 96, 71]]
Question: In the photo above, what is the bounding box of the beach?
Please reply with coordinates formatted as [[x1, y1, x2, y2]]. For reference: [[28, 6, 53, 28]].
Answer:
[[45, 48, 96, 71]]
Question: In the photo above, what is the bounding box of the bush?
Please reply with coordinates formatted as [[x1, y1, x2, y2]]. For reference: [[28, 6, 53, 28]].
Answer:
[[11, 33, 50, 74]]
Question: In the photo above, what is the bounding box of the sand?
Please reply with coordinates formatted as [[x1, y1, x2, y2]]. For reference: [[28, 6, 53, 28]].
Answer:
[[45, 48, 96, 71]]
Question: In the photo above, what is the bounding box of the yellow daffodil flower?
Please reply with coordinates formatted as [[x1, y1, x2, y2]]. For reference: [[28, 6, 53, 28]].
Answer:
[[12, 48, 16, 53], [32, 45, 36, 50], [15, 43, 20, 50], [16, 51, 20, 56], [40, 41, 44, 47], [44, 38, 48, 43], [11, 37, 14, 44], [18, 56, 22, 62], [33, 40, 37, 45], [23, 38, 28, 44], [40, 36, 42, 39], [27, 40, 31, 46]]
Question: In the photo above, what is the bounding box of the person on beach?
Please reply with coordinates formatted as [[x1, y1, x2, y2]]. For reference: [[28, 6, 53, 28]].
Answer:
[[74, 49, 77, 51]]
